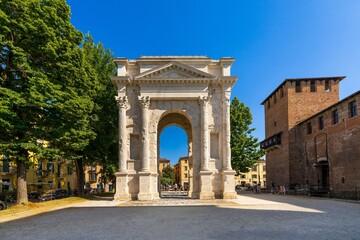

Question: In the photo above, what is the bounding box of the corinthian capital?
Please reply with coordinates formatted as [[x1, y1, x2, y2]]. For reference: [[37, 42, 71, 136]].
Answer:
[[138, 96, 151, 108], [115, 96, 128, 109], [198, 96, 209, 106]]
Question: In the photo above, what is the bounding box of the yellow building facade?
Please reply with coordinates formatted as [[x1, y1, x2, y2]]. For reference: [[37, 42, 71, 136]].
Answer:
[[1, 152, 108, 196], [174, 156, 189, 190], [84, 165, 103, 190], [234, 160, 266, 188], [1, 154, 78, 194], [0, 155, 17, 192], [26, 158, 77, 193], [158, 158, 170, 174]]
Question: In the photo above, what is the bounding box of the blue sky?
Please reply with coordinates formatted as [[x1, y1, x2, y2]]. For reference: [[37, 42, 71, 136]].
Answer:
[[67, 0, 360, 165]]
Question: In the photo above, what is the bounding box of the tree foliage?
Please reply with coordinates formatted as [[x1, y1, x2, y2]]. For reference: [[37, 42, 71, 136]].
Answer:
[[160, 166, 175, 186], [230, 97, 264, 173], [81, 34, 118, 190], [0, 0, 117, 201]]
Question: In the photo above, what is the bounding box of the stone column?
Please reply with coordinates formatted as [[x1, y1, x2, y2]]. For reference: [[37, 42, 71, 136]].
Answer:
[[138, 96, 153, 200], [139, 96, 151, 172], [114, 95, 130, 201], [116, 96, 128, 172], [199, 96, 214, 200], [199, 96, 210, 171], [221, 88, 237, 199]]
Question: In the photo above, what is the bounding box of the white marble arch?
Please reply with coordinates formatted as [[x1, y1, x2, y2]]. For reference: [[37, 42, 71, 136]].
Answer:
[[111, 56, 238, 201]]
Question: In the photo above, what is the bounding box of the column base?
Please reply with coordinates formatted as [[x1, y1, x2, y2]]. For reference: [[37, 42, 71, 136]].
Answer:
[[138, 171, 153, 201], [221, 170, 237, 199], [114, 171, 130, 201], [199, 170, 215, 200]]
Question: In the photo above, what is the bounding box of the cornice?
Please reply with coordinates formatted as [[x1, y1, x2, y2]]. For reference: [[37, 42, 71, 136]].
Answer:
[[111, 76, 237, 85]]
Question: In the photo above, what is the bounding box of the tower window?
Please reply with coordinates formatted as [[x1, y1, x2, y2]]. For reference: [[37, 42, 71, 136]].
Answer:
[[332, 109, 339, 124], [295, 81, 301, 92], [310, 80, 316, 92], [349, 100, 357, 118], [307, 122, 312, 134], [325, 81, 331, 92], [318, 116, 324, 130]]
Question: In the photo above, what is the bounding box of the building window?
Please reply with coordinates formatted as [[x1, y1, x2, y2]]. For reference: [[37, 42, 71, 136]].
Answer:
[[307, 122, 312, 134], [184, 166, 187, 171], [2, 161, 10, 173], [184, 160, 187, 164], [57, 164, 61, 178], [251, 174, 257, 179], [2, 179, 10, 191], [267, 100, 270, 109], [310, 80, 316, 92], [89, 172, 96, 182], [295, 81, 301, 92], [47, 162, 54, 173], [332, 109, 339, 124], [241, 175, 246, 179], [318, 116, 324, 130], [349, 100, 357, 118], [67, 166, 73, 175], [280, 88, 284, 98], [38, 180, 43, 189], [184, 173, 188, 178], [325, 81, 331, 92], [37, 161, 43, 177]]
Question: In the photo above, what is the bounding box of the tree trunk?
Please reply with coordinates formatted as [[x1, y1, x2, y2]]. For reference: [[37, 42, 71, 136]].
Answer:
[[76, 158, 85, 196], [16, 159, 28, 204]]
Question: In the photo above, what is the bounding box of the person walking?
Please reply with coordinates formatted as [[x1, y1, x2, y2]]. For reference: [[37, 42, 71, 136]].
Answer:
[[271, 181, 276, 194], [257, 183, 261, 194]]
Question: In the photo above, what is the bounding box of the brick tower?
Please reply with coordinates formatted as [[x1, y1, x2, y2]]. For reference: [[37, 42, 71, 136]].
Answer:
[[260, 76, 345, 189]]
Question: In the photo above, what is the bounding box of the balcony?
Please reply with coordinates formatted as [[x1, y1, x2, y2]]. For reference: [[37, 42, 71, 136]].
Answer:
[[260, 132, 282, 151]]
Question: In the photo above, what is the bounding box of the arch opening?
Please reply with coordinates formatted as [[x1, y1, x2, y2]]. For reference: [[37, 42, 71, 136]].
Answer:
[[157, 112, 193, 198]]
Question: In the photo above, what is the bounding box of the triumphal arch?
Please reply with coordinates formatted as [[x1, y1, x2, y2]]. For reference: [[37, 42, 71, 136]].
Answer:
[[111, 56, 238, 201]]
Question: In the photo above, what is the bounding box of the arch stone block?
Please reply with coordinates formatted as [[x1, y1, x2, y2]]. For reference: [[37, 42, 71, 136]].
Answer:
[[111, 56, 238, 200]]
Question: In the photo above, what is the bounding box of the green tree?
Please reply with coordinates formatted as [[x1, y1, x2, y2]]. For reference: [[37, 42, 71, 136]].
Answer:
[[160, 166, 175, 186], [0, 0, 94, 203], [230, 97, 264, 174], [80, 34, 118, 194]]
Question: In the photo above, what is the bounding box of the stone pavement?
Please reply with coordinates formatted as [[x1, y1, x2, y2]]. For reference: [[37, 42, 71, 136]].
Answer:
[[1, 191, 360, 240]]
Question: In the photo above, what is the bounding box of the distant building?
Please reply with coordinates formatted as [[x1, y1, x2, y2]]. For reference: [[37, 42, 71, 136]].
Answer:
[[234, 160, 266, 188], [158, 158, 170, 174], [0, 154, 77, 194], [174, 156, 189, 190], [0, 153, 105, 194], [261, 76, 360, 199], [0, 155, 16, 192]]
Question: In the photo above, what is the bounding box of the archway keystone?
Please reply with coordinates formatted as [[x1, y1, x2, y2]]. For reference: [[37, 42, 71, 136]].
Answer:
[[111, 56, 238, 200]]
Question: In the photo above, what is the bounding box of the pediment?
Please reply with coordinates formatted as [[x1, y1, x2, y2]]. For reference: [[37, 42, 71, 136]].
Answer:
[[134, 61, 215, 80]]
